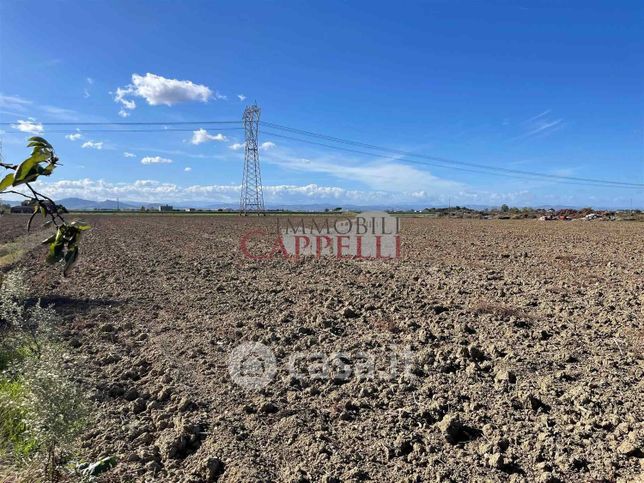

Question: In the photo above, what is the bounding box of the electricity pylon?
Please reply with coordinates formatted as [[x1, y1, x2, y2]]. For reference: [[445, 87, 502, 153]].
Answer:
[[240, 104, 265, 215]]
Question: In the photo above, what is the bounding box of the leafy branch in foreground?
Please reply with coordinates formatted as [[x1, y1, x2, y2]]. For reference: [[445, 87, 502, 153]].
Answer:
[[0, 137, 90, 276]]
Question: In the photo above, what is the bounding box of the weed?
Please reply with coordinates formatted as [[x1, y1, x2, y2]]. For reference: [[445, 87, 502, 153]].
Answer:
[[0, 378, 38, 460], [20, 348, 90, 481], [0, 270, 98, 481]]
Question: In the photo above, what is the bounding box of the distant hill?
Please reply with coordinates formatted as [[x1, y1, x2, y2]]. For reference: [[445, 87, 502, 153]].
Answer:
[[2, 197, 637, 212], [57, 198, 142, 210], [55, 198, 236, 210], [55, 199, 482, 212]]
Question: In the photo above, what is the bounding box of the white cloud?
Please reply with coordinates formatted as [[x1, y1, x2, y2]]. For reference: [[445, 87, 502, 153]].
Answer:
[[21, 178, 386, 205], [226, 141, 275, 152], [525, 110, 550, 123], [263, 153, 461, 193], [22, 176, 626, 208], [10, 119, 44, 134], [65, 132, 82, 141], [81, 140, 103, 150], [41, 105, 82, 121], [115, 93, 136, 110], [114, 73, 213, 114], [523, 119, 563, 138], [0, 95, 32, 113], [238, 94, 246, 101], [141, 156, 173, 165], [123, 146, 229, 160], [515, 111, 564, 140], [184, 167, 192, 172], [190, 128, 227, 145], [1, 96, 93, 122], [83, 77, 93, 98], [118, 109, 131, 118], [123, 152, 135, 158]]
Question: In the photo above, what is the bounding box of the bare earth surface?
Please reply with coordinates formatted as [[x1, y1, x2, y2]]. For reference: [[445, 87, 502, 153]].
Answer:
[[4, 215, 644, 482], [0, 215, 33, 244]]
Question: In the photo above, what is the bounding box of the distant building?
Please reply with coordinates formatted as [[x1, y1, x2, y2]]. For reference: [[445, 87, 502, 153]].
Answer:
[[11, 205, 33, 214], [159, 205, 173, 212]]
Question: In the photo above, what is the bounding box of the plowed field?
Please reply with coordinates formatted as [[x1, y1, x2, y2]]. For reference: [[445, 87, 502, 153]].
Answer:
[[4, 214, 643, 482]]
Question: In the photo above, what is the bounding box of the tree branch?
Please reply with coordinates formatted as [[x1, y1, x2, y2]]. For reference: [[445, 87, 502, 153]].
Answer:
[[25, 183, 65, 227], [0, 190, 31, 199]]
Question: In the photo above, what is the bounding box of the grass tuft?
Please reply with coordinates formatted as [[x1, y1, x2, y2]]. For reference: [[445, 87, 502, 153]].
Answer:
[[0, 378, 38, 460], [0, 243, 26, 269]]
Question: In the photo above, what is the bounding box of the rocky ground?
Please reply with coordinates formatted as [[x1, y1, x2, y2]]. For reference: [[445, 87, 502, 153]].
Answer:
[[0, 215, 32, 244], [2, 214, 643, 482]]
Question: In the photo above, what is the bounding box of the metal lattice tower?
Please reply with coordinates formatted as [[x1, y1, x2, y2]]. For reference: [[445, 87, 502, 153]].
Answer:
[[240, 104, 265, 214]]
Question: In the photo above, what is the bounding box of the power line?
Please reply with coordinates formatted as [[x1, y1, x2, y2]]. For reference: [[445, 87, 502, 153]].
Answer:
[[3, 128, 243, 134], [1, 117, 640, 189], [0, 120, 239, 126], [260, 129, 625, 189], [261, 130, 643, 190], [260, 121, 643, 189]]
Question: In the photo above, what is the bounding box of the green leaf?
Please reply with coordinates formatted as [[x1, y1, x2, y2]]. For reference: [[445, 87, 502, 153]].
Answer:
[[46, 228, 65, 264], [71, 221, 91, 231], [13, 152, 49, 184], [63, 246, 79, 276], [27, 210, 37, 232], [0, 173, 14, 192], [41, 235, 56, 245], [12, 165, 50, 187], [41, 162, 56, 176], [46, 241, 64, 265], [78, 456, 117, 477], [61, 225, 75, 240], [27, 136, 52, 149], [27, 140, 49, 148], [65, 233, 78, 246], [12, 171, 37, 186], [54, 226, 64, 243]]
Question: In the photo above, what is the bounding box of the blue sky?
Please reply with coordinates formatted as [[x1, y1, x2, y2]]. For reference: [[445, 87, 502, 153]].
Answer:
[[1, 0, 642, 208]]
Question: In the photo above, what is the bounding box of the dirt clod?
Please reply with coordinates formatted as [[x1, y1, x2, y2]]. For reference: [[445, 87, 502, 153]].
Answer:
[[437, 414, 469, 444], [202, 456, 225, 481], [489, 452, 504, 468]]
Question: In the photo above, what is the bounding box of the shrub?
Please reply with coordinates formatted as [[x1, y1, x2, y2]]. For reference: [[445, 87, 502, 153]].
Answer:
[[0, 270, 92, 481], [0, 378, 38, 459], [20, 347, 89, 480]]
